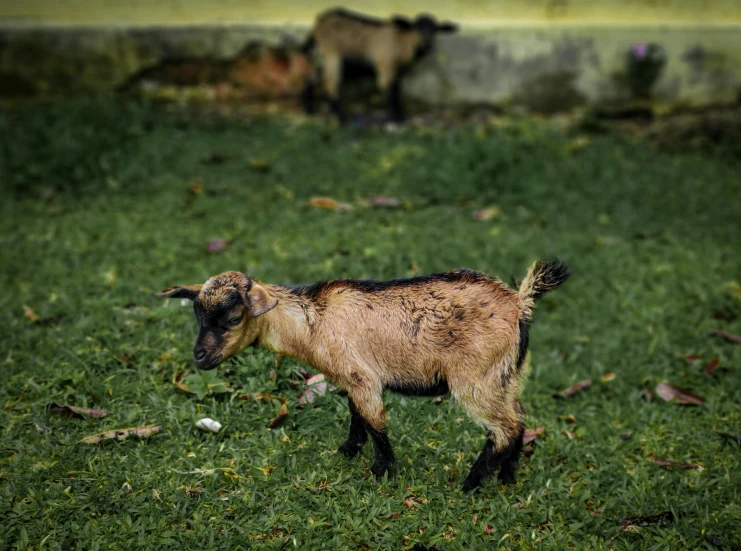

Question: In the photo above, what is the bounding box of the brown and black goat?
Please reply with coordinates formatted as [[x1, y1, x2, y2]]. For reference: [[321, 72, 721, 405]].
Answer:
[[300, 7, 458, 122], [161, 260, 570, 491]]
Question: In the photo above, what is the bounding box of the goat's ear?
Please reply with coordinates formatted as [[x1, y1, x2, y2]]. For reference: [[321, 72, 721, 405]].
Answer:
[[159, 284, 202, 300], [392, 16, 414, 30], [437, 21, 459, 33], [246, 282, 278, 318]]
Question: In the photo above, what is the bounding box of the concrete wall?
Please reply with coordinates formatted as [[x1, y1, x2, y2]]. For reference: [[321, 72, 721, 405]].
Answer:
[[1, 1, 740, 109]]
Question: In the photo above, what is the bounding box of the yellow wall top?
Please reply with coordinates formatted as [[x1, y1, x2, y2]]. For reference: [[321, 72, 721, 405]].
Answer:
[[1, 0, 740, 26]]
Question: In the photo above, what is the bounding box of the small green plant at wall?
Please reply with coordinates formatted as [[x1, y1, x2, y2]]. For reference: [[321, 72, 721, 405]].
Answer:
[[627, 42, 667, 99]]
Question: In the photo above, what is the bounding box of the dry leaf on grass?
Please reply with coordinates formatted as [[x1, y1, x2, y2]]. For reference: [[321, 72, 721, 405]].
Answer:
[[248, 158, 271, 172], [207, 239, 231, 252], [23, 305, 39, 322], [369, 196, 401, 208], [473, 206, 502, 221], [711, 330, 741, 344], [601, 373, 616, 382], [522, 426, 544, 444], [238, 392, 289, 428], [647, 455, 702, 470], [684, 355, 704, 363], [556, 380, 592, 398], [655, 382, 705, 405], [81, 424, 161, 444], [297, 373, 336, 405], [618, 511, 676, 528], [307, 197, 353, 212], [308, 197, 335, 209], [557, 415, 576, 424], [704, 534, 726, 548], [48, 403, 109, 419], [172, 371, 234, 396], [703, 358, 720, 374]]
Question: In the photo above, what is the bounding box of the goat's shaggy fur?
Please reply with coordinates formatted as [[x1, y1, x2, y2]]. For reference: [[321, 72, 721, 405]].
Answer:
[[161, 260, 570, 490], [300, 7, 457, 122]]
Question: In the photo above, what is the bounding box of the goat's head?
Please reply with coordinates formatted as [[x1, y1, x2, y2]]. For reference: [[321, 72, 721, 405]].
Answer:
[[160, 272, 278, 369], [408, 14, 458, 59]]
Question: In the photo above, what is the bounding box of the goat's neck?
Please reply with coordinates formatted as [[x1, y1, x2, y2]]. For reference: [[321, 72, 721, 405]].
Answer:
[[256, 286, 316, 364]]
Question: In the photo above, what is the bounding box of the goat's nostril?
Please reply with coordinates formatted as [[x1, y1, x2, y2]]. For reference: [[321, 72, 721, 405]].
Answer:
[[194, 348, 207, 361]]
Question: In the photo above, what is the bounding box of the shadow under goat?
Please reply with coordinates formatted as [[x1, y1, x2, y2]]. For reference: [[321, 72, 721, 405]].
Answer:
[[300, 7, 458, 122], [161, 260, 570, 491]]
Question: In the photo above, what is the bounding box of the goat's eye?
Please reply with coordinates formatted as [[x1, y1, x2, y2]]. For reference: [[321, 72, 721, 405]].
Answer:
[[228, 316, 242, 326]]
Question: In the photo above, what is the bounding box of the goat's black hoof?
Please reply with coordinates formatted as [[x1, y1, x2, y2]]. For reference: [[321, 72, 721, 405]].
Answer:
[[498, 470, 516, 486], [461, 477, 481, 493], [337, 440, 363, 458], [370, 461, 392, 479]]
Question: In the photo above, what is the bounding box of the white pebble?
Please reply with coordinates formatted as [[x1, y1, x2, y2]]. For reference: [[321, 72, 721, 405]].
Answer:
[[195, 418, 222, 433]]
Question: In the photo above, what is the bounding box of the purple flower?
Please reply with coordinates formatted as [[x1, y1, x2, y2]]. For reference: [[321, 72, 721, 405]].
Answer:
[[632, 43, 648, 59]]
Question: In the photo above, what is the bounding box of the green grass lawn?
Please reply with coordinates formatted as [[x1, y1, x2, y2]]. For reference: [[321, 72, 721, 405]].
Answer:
[[1, 100, 740, 550]]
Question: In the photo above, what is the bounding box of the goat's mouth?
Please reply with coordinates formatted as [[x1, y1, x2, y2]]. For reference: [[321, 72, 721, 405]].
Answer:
[[195, 354, 224, 370]]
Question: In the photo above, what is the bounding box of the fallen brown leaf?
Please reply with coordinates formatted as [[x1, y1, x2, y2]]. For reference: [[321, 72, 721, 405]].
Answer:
[[389, 512, 401, 519], [248, 158, 271, 172], [711, 330, 741, 344], [173, 370, 190, 392], [268, 402, 288, 429], [172, 371, 234, 395], [556, 380, 592, 398], [647, 455, 701, 470], [703, 358, 720, 374], [369, 196, 401, 208], [522, 426, 544, 444], [307, 197, 338, 210], [655, 382, 705, 405], [484, 523, 494, 535], [557, 415, 576, 424], [705, 534, 726, 548], [81, 424, 161, 444], [684, 355, 704, 363], [207, 239, 231, 252], [48, 403, 109, 419], [23, 305, 39, 322], [238, 392, 289, 428], [189, 181, 203, 195], [618, 511, 676, 528], [601, 372, 616, 382], [473, 206, 501, 221], [297, 373, 336, 405]]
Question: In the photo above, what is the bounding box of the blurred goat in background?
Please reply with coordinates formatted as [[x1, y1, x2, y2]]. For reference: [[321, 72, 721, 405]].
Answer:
[[301, 7, 458, 122]]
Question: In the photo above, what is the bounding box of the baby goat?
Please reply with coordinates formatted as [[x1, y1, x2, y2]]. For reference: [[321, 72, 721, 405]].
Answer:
[[161, 260, 570, 491], [300, 7, 458, 122]]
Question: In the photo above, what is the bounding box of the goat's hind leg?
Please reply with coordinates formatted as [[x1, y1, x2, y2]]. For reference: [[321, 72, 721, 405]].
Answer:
[[337, 397, 368, 458], [497, 424, 524, 485], [461, 425, 521, 492]]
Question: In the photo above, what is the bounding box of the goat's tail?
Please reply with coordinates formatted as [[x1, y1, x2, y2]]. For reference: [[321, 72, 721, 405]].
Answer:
[[518, 259, 570, 325]]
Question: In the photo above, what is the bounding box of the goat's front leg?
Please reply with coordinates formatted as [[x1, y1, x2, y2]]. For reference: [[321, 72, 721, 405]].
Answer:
[[337, 397, 368, 458], [348, 383, 394, 479]]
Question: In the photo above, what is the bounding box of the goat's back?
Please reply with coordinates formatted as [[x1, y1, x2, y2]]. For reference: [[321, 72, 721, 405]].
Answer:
[[299, 271, 520, 384]]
